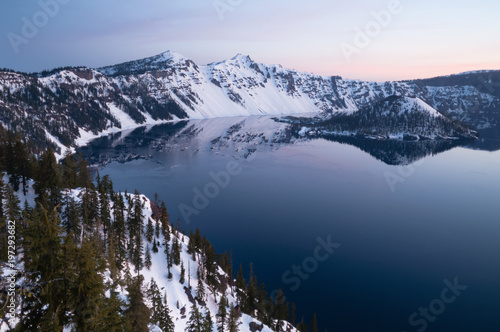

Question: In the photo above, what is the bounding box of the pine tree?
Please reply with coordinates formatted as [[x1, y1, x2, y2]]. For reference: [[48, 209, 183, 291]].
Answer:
[[180, 261, 186, 284], [107, 237, 118, 280], [147, 279, 175, 331], [76, 154, 93, 190], [21, 205, 67, 329], [196, 269, 205, 301], [160, 201, 170, 242], [144, 244, 152, 270], [147, 279, 163, 326], [203, 311, 213, 332], [33, 148, 62, 208], [216, 295, 227, 332], [311, 313, 318, 332], [125, 276, 150, 332], [186, 303, 204, 332], [236, 264, 246, 306], [98, 180, 112, 241], [112, 193, 127, 270], [129, 190, 144, 272], [171, 236, 181, 266], [98, 290, 130, 331], [272, 289, 287, 330], [257, 283, 268, 323], [227, 303, 242, 332], [4, 185, 21, 222], [152, 238, 159, 253], [62, 150, 77, 189], [62, 194, 81, 241], [13, 138, 31, 195], [246, 263, 258, 314], [72, 236, 106, 331], [146, 217, 154, 243]]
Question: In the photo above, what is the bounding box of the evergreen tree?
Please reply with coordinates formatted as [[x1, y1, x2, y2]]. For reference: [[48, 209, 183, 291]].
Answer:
[[21, 205, 66, 330], [62, 151, 77, 189], [186, 303, 204, 332], [33, 148, 62, 208], [72, 236, 106, 331], [311, 313, 318, 332], [152, 239, 159, 254], [216, 295, 227, 332], [98, 291, 130, 331], [203, 311, 213, 332], [144, 244, 152, 270], [76, 154, 93, 190], [246, 263, 258, 314], [180, 261, 186, 284], [235, 264, 246, 306], [146, 217, 154, 243], [12, 138, 31, 195], [112, 193, 127, 270], [98, 180, 112, 241], [196, 269, 205, 301], [171, 236, 181, 266], [62, 194, 81, 241], [257, 283, 268, 323], [147, 279, 174, 331], [160, 201, 170, 242], [4, 185, 21, 222], [227, 303, 241, 332], [125, 276, 150, 332], [129, 190, 144, 272], [107, 237, 118, 280]]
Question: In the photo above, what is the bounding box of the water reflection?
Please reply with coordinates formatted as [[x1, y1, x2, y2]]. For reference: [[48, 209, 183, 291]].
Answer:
[[77, 116, 499, 167]]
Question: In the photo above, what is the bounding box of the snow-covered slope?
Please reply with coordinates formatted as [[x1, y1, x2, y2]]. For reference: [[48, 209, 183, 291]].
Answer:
[[291, 96, 477, 140], [0, 51, 499, 152], [1, 175, 299, 332]]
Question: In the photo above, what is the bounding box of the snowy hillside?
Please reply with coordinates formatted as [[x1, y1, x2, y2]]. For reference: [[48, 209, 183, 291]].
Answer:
[[289, 96, 477, 140], [0, 172, 300, 332], [0, 51, 498, 152]]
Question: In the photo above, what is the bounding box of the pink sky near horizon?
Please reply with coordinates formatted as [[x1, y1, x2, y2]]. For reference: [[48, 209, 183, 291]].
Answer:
[[0, 0, 499, 82]]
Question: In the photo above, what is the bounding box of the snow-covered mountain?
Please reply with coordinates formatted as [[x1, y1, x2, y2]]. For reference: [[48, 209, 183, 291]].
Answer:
[[289, 96, 477, 141], [0, 51, 498, 152]]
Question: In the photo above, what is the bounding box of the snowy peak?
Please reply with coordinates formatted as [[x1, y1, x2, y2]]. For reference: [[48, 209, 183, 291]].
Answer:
[[229, 53, 254, 66], [98, 50, 195, 77], [375, 95, 443, 118]]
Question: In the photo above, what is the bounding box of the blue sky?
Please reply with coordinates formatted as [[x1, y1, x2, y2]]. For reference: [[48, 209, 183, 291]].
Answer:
[[0, 0, 499, 81]]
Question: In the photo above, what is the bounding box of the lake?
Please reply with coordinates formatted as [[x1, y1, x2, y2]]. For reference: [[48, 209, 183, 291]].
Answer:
[[78, 116, 500, 332]]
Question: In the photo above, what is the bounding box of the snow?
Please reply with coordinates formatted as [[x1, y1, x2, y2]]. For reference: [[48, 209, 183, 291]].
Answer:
[[0, 182, 297, 332], [2, 50, 497, 153]]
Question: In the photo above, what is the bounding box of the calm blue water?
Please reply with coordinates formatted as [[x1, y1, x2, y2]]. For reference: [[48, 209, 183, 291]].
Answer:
[[82, 118, 500, 331]]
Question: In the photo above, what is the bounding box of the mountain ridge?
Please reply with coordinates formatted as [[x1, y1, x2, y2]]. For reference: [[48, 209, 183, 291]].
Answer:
[[0, 50, 499, 152]]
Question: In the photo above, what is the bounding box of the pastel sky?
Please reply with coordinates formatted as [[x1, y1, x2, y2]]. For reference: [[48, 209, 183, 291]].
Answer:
[[0, 0, 499, 81]]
